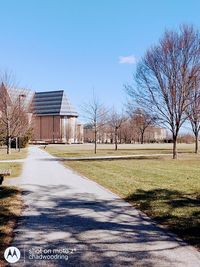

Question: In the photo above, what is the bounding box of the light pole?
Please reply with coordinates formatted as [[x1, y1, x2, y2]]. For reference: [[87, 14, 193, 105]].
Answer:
[[18, 94, 26, 151]]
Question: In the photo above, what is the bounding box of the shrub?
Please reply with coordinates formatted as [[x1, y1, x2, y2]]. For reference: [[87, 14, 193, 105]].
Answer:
[[11, 128, 32, 149]]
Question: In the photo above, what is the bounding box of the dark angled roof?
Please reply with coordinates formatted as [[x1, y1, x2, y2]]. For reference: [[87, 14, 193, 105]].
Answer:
[[32, 90, 78, 117]]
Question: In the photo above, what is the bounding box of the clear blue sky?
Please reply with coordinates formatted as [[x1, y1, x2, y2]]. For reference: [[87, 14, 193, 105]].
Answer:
[[1, 0, 200, 121]]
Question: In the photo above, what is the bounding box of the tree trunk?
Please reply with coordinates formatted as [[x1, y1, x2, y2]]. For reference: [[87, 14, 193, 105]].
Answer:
[[18, 137, 21, 152], [7, 137, 11, 154], [195, 133, 198, 154], [115, 128, 118, 150], [15, 137, 17, 150], [141, 132, 144, 144], [94, 130, 97, 154], [6, 120, 11, 154], [172, 137, 177, 159]]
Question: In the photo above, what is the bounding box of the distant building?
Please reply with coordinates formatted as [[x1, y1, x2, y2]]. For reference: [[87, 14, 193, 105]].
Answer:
[[0, 85, 83, 144], [83, 123, 167, 144], [143, 126, 167, 142], [31, 90, 83, 143]]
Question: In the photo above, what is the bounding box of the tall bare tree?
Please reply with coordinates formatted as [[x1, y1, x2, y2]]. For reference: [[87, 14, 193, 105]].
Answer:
[[82, 93, 108, 154], [109, 109, 126, 150], [0, 72, 30, 154], [130, 108, 156, 144], [126, 25, 200, 158], [119, 120, 132, 143]]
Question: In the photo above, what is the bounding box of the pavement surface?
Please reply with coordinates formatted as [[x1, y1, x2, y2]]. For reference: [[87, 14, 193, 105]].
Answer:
[[6, 146, 200, 267]]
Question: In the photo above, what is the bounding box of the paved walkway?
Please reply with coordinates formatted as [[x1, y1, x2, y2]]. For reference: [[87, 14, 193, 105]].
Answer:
[[8, 147, 200, 266]]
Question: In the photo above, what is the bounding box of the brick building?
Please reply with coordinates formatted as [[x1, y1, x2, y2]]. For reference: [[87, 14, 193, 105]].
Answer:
[[31, 90, 83, 143]]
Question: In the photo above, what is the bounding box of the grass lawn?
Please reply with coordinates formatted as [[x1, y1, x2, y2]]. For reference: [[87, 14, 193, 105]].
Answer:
[[0, 147, 28, 160], [44, 143, 195, 158], [0, 186, 22, 266], [0, 163, 22, 178], [0, 163, 23, 265], [64, 154, 200, 249]]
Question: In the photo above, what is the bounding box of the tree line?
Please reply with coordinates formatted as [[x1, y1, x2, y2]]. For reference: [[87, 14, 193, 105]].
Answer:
[[82, 94, 160, 153]]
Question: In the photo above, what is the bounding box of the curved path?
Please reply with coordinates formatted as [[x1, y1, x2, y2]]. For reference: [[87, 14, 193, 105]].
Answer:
[[9, 147, 200, 267]]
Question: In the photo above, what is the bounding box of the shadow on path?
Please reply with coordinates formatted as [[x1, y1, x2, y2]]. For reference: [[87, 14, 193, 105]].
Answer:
[[11, 184, 193, 267]]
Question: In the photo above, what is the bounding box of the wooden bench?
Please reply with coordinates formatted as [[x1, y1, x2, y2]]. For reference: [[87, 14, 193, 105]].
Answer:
[[0, 170, 11, 185]]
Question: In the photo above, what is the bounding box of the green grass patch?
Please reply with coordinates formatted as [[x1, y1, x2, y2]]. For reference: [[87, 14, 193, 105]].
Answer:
[[0, 148, 28, 160], [0, 186, 22, 266], [65, 155, 200, 249], [0, 163, 22, 178]]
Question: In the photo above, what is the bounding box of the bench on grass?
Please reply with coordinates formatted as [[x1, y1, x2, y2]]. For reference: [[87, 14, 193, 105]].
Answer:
[[0, 170, 11, 185]]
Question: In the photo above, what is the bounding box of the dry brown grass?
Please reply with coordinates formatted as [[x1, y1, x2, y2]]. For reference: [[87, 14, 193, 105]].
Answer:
[[0, 186, 22, 266]]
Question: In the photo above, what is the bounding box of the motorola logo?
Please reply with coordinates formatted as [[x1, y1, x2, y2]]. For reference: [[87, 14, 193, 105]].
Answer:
[[4, 246, 21, 263]]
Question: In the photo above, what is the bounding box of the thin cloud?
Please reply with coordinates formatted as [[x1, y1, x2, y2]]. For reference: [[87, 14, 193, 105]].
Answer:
[[119, 55, 137, 64]]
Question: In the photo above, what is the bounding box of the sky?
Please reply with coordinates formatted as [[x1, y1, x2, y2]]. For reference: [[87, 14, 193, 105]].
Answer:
[[1, 0, 200, 128]]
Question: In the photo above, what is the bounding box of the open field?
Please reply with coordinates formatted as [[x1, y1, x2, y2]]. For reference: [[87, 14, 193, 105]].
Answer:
[[44, 143, 196, 158], [0, 147, 28, 160], [58, 146, 200, 249]]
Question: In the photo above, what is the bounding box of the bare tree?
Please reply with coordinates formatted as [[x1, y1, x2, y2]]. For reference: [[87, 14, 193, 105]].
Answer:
[[130, 108, 156, 144], [82, 93, 108, 154], [109, 109, 126, 150], [0, 72, 30, 154], [187, 76, 200, 153], [126, 25, 200, 158], [119, 120, 132, 143]]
